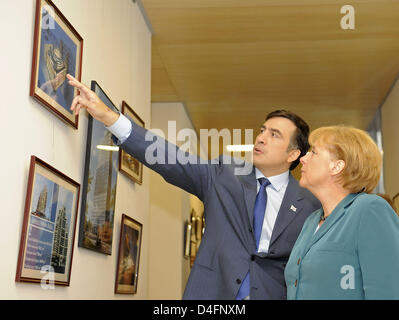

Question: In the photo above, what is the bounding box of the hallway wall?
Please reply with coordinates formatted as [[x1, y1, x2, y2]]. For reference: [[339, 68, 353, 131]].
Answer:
[[381, 77, 399, 199], [0, 0, 151, 299]]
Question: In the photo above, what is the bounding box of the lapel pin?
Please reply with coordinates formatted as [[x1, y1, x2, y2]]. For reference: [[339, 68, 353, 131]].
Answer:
[[290, 205, 297, 213]]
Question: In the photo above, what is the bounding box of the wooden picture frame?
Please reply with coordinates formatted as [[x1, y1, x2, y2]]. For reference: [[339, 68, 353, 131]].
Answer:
[[16, 156, 80, 286], [30, 0, 83, 129], [115, 214, 143, 294], [78, 81, 119, 255], [119, 101, 145, 184]]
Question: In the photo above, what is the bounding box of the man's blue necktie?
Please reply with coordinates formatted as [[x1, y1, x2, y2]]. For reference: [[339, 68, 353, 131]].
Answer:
[[236, 177, 270, 300]]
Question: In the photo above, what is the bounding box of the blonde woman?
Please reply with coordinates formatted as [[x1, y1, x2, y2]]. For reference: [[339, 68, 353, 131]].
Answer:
[[285, 126, 399, 299]]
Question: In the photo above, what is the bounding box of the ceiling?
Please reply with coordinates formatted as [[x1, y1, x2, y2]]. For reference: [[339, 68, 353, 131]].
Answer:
[[141, 0, 399, 141]]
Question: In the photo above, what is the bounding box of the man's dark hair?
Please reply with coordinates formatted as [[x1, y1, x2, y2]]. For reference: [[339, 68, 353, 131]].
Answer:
[[265, 109, 310, 171]]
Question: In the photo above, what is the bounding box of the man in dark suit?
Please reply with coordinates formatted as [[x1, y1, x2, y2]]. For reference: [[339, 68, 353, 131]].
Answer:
[[67, 74, 320, 300]]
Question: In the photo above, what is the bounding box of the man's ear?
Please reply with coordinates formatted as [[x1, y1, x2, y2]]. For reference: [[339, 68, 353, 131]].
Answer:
[[287, 149, 301, 164]]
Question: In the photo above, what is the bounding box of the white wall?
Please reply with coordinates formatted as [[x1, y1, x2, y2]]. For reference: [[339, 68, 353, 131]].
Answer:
[[0, 0, 151, 299], [381, 77, 399, 198], [148, 102, 204, 299]]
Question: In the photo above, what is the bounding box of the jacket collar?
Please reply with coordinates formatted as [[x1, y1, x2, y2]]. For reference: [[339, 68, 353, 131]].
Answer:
[[304, 192, 363, 254], [255, 167, 290, 192]]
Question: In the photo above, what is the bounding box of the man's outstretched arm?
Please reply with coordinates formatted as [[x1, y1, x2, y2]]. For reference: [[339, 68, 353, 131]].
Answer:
[[67, 74, 217, 200]]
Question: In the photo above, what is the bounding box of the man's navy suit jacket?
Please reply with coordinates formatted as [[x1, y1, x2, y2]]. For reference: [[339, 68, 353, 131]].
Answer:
[[117, 120, 321, 300]]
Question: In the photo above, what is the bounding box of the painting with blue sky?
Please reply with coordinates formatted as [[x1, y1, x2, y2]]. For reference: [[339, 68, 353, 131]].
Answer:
[[25, 172, 74, 272], [16, 156, 80, 285]]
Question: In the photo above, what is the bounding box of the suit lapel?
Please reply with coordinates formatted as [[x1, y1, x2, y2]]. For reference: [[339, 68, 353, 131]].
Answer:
[[269, 174, 304, 246], [241, 170, 305, 247], [239, 167, 257, 227]]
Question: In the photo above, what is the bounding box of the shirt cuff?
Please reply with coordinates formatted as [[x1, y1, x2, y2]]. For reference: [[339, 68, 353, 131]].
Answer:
[[106, 113, 132, 144]]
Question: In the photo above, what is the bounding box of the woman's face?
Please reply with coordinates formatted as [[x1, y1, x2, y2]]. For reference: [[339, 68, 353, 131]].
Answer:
[[299, 141, 335, 191]]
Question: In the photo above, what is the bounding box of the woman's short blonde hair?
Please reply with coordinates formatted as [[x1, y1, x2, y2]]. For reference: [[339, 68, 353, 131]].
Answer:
[[309, 126, 382, 193]]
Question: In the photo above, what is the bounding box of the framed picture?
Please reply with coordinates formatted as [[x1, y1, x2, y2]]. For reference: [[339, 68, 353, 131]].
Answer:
[[30, 0, 83, 129], [119, 101, 145, 184], [115, 214, 143, 294], [183, 220, 192, 258], [190, 210, 197, 267], [195, 216, 202, 241], [16, 156, 80, 286], [78, 81, 119, 255], [202, 215, 206, 236]]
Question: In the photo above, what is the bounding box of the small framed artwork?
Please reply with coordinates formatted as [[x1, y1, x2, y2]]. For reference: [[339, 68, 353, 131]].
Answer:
[[119, 101, 145, 184], [30, 0, 83, 129], [195, 216, 202, 241], [115, 214, 143, 294], [16, 156, 80, 286], [78, 81, 119, 255], [190, 209, 196, 231], [190, 210, 197, 267], [202, 215, 205, 236], [183, 220, 192, 258]]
